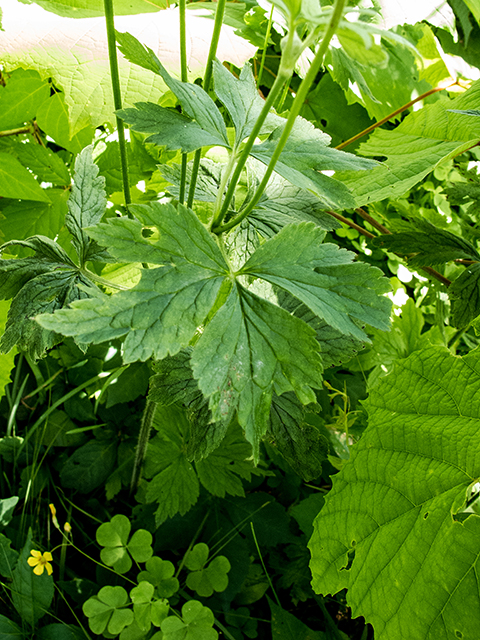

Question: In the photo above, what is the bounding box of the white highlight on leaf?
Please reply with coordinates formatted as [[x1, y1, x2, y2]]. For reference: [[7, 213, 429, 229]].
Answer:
[[0, 0, 256, 134]]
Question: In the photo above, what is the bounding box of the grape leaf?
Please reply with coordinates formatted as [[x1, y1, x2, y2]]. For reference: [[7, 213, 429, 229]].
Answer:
[[0, 68, 50, 131], [309, 347, 480, 640], [340, 80, 480, 206], [449, 262, 480, 328], [0, 3, 255, 135]]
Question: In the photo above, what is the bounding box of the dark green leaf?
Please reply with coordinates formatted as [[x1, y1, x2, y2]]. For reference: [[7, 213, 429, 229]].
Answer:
[[269, 598, 324, 640], [449, 263, 480, 328], [0, 532, 19, 578], [373, 216, 480, 268], [269, 392, 328, 481], [60, 439, 117, 493], [11, 529, 54, 625]]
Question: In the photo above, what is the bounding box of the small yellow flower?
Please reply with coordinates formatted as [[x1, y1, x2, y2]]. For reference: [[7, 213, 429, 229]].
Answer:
[[49, 503, 60, 531], [64, 522, 72, 534], [27, 550, 53, 576]]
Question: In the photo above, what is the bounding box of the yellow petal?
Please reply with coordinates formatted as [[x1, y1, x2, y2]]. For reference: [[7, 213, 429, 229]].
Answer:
[[29, 550, 42, 558], [43, 552, 53, 562], [45, 562, 53, 576], [33, 564, 44, 576], [27, 557, 39, 567]]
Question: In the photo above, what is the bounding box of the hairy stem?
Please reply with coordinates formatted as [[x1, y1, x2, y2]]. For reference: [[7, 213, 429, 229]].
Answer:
[[187, 0, 227, 208], [130, 399, 157, 493], [104, 0, 131, 212], [0, 125, 33, 137], [213, 0, 346, 234]]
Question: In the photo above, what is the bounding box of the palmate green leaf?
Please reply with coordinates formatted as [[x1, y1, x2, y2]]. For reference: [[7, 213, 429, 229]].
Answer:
[[38, 203, 391, 457], [240, 222, 391, 341], [341, 80, 480, 206], [83, 586, 133, 636], [191, 285, 323, 458], [212, 60, 283, 144], [137, 556, 179, 598], [309, 347, 480, 640]]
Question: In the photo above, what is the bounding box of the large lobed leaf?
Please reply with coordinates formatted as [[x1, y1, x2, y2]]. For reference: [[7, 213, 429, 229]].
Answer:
[[0, 3, 256, 135], [37, 202, 391, 457], [309, 347, 480, 640]]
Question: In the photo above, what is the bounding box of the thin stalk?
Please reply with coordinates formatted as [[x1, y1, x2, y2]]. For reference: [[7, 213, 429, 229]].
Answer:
[[179, 0, 188, 204], [104, 0, 131, 212], [276, 76, 291, 112], [213, 0, 346, 234], [81, 267, 131, 291], [0, 125, 33, 137], [210, 67, 290, 230], [257, 4, 274, 87], [187, 0, 227, 208], [130, 399, 157, 493], [326, 210, 374, 238], [336, 81, 456, 150], [250, 522, 281, 606], [355, 207, 390, 234]]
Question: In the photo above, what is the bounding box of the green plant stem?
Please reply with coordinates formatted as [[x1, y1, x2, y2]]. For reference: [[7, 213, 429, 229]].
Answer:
[[179, 0, 188, 204], [187, 0, 227, 208], [0, 125, 33, 137], [210, 67, 290, 231], [213, 0, 346, 234], [104, 0, 131, 212], [257, 4, 274, 88], [130, 399, 157, 493], [81, 267, 130, 291], [250, 522, 281, 606]]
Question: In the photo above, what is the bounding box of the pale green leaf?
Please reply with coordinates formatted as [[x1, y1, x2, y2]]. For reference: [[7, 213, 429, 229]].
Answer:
[[341, 81, 480, 206], [449, 263, 480, 328], [118, 102, 230, 153], [251, 117, 376, 210], [0, 68, 50, 130], [309, 347, 480, 640], [1, 139, 70, 185], [83, 586, 133, 636], [137, 556, 179, 598], [115, 31, 229, 145], [191, 285, 324, 459], [0, 4, 255, 135], [161, 601, 217, 640], [0, 152, 51, 202], [24, 0, 167, 19], [35, 92, 94, 154], [0, 300, 16, 399]]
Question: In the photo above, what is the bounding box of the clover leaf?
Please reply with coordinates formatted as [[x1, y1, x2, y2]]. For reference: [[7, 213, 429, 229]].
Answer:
[[96, 514, 153, 574], [130, 581, 169, 632], [161, 601, 217, 640], [137, 556, 180, 598], [83, 586, 133, 635], [185, 543, 231, 597]]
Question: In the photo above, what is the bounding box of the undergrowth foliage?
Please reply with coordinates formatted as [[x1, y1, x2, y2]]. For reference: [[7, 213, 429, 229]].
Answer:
[[1, 0, 480, 638]]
